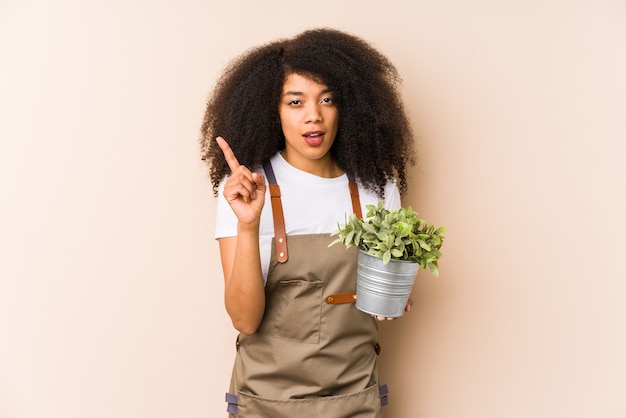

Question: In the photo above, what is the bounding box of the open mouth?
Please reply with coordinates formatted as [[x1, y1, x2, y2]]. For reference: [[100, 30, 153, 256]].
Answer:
[[303, 131, 325, 147]]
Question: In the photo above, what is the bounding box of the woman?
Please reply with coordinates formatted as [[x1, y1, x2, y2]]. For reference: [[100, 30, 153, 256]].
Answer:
[[201, 28, 416, 417]]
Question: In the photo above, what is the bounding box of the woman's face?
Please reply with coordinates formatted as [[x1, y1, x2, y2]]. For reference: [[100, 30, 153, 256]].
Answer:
[[278, 73, 340, 177]]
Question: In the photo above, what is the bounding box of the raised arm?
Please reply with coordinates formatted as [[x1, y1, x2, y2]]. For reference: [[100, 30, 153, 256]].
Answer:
[[216, 136, 267, 335]]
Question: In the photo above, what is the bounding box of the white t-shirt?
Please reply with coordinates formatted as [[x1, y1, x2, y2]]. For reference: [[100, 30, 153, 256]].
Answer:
[[214, 152, 401, 281]]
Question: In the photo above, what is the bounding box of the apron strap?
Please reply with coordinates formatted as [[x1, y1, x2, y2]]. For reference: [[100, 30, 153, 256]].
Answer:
[[325, 292, 357, 304], [262, 161, 363, 263], [346, 171, 363, 219], [263, 161, 289, 263]]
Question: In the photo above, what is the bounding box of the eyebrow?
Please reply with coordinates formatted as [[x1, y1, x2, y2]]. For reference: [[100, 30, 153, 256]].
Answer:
[[282, 89, 334, 97]]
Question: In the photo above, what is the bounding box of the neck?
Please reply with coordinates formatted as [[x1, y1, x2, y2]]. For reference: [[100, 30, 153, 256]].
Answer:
[[280, 151, 343, 178]]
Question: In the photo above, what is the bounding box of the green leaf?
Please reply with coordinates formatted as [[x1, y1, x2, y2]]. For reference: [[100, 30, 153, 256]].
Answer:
[[390, 248, 404, 258], [427, 262, 439, 277], [430, 249, 442, 258], [362, 223, 377, 234], [376, 231, 388, 242], [355, 230, 363, 245], [345, 230, 355, 246], [328, 238, 342, 247], [417, 239, 431, 251], [396, 223, 411, 237]]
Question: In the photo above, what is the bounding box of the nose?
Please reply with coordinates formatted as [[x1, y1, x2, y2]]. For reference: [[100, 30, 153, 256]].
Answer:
[[305, 102, 322, 123]]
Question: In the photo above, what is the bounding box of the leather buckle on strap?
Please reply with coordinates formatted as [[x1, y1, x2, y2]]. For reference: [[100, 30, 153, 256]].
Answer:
[[325, 292, 356, 304], [268, 183, 288, 263]]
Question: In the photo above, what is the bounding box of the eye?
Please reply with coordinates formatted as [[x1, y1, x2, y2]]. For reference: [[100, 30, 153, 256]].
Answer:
[[321, 97, 334, 104], [288, 99, 302, 106]]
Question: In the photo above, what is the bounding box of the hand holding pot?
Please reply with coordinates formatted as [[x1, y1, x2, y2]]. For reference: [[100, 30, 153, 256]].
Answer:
[[374, 298, 413, 321]]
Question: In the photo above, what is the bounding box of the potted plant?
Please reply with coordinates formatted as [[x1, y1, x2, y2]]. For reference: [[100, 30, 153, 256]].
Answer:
[[330, 200, 445, 317]]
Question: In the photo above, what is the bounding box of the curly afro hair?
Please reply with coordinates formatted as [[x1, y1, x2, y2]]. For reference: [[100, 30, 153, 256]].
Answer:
[[200, 28, 416, 197]]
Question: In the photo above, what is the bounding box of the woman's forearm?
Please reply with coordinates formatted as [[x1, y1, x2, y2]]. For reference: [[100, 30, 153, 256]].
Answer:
[[221, 222, 266, 335]]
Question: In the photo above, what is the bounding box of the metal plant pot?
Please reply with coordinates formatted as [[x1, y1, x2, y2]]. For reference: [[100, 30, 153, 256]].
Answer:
[[355, 249, 419, 318]]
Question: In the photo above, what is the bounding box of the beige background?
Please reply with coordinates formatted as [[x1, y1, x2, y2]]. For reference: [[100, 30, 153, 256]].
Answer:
[[1, 0, 625, 417]]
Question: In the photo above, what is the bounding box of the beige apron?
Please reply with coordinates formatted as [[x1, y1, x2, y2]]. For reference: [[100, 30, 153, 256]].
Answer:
[[226, 161, 388, 417]]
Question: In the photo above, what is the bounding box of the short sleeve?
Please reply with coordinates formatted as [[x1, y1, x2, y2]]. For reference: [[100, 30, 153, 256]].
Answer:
[[214, 178, 239, 239], [383, 180, 402, 210]]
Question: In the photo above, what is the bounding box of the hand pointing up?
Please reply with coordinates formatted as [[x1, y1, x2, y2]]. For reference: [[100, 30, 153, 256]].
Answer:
[[216, 136, 267, 225]]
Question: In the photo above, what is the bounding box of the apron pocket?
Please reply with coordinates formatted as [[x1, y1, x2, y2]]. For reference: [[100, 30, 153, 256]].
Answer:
[[271, 279, 324, 343], [237, 384, 383, 418]]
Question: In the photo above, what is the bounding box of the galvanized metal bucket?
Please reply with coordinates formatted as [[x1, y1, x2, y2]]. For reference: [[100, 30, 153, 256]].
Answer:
[[355, 249, 419, 318]]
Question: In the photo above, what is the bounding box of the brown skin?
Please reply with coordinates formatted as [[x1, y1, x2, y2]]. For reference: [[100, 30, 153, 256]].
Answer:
[[216, 136, 266, 334]]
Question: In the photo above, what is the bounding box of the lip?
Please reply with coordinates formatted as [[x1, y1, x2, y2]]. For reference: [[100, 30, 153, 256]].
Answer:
[[303, 130, 325, 137], [303, 130, 325, 147]]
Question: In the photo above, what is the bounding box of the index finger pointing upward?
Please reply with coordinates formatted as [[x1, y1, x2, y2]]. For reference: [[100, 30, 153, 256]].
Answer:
[[216, 136, 240, 172]]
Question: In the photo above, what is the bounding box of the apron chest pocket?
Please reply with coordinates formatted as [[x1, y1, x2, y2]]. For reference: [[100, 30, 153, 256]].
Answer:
[[270, 279, 324, 344]]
